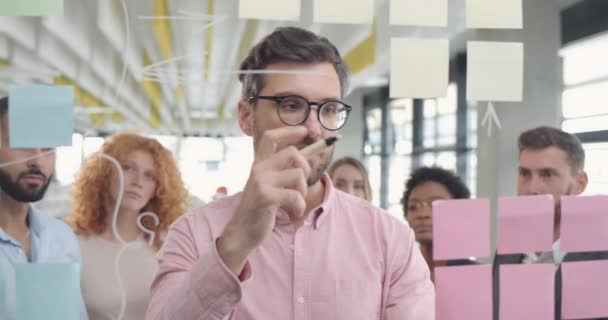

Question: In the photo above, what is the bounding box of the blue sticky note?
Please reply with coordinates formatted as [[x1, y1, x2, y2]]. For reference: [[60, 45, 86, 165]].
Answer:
[[9, 85, 74, 148], [16, 263, 80, 320], [0, 0, 64, 16]]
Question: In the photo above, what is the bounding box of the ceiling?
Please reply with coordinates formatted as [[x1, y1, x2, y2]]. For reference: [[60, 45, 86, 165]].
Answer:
[[0, 0, 582, 137]]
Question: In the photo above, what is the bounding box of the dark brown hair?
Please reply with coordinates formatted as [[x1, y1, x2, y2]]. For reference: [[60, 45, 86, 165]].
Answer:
[[239, 27, 349, 99], [518, 126, 585, 173]]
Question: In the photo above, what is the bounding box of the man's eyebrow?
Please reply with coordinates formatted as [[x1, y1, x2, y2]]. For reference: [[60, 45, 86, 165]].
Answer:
[[272, 92, 342, 102]]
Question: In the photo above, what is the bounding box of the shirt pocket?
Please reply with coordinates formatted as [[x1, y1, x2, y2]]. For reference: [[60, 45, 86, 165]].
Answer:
[[334, 278, 382, 320]]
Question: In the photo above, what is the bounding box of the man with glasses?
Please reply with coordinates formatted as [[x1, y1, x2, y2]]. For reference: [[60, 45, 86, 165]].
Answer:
[[146, 27, 434, 320]]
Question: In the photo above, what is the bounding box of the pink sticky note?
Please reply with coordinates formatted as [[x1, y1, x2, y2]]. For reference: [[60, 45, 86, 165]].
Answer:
[[497, 195, 554, 254], [436, 264, 493, 320], [433, 199, 490, 260], [560, 195, 608, 253], [499, 264, 555, 320], [562, 260, 608, 319]]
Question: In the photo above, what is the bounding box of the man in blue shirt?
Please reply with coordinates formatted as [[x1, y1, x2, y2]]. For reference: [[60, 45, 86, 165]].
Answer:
[[0, 96, 86, 319]]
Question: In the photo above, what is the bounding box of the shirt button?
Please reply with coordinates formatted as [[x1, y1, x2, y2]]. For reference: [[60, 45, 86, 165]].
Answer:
[[289, 244, 295, 251], [297, 297, 305, 304]]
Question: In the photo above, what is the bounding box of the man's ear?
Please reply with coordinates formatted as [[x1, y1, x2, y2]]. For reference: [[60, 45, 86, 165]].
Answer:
[[238, 98, 253, 136], [574, 170, 589, 195]]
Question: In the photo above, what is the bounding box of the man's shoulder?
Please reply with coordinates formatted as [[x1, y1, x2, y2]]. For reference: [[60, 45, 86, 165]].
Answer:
[[332, 190, 409, 232], [172, 193, 242, 230], [30, 208, 81, 263]]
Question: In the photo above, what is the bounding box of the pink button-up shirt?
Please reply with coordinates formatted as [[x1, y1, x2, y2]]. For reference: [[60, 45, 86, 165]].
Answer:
[[146, 175, 434, 320]]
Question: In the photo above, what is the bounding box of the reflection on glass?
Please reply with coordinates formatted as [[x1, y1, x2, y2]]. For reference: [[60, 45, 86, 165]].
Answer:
[[562, 81, 608, 119], [388, 156, 411, 205], [436, 152, 457, 171], [582, 142, 608, 196], [437, 83, 458, 115], [563, 115, 608, 133], [423, 100, 437, 118], [368, 155, 382, 208], [562, 33, 608, 86], [55, 134, 84, 185], [422, 153, 436, 167], [438, 114, 456, 137], [466, 152, 478, 197], [395, 140, 413, 155], [391, 98, 413, 125]]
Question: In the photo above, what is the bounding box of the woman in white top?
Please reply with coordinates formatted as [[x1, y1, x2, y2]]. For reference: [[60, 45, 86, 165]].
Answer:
[[66, 133, 189, 320]]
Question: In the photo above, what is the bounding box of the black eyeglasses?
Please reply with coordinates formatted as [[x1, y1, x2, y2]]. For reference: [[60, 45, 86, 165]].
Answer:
[[248, 95, 352, 131]]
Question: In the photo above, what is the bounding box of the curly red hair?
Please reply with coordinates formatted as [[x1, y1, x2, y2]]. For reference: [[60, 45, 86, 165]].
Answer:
[[65, 133, 189, 249]]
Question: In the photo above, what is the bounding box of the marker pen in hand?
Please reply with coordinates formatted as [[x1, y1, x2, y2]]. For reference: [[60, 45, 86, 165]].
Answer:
[[300, 135, 341, 158]]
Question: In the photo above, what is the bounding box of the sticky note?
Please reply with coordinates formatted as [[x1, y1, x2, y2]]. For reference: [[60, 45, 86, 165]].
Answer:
[[16, 263, 80, 320], [390, 38, 449, 99], [0, 0, 63, 16], [313, 0, 374, 24], [239, 0, 300, 21], [389, 0, 448, 27], [560, 195, 608, 253], [562, 260, 608, 319], [436, 264, 493, 320], [497, 195, 554, 255], [499, 264, 555, 320], [433, 198, 491, 260], [8, 85, 74, 148], [466, 0, 523, 29], [466, 41, 524, 102]]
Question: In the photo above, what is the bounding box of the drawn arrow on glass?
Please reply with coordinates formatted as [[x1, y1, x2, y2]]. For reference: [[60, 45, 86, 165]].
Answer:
[[481, 102, 502, 137]]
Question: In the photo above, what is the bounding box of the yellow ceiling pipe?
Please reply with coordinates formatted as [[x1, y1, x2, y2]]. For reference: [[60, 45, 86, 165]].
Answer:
[[217, 20, 259, 122], [204, 0, 214, 81], [153, 0, 173, 61], [142, 52, 162, 128], [53, 76, 124, 127], [343, 21, 377, 75]]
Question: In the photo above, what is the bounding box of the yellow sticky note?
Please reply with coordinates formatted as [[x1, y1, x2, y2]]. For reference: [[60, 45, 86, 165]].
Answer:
[[466, 0, 523, 29], [467, 41, 524, 102], [239, 0, 300, 21], [390, 0, 448, 27], [390, 38, 449, 98], [314, 0, 374, 24]]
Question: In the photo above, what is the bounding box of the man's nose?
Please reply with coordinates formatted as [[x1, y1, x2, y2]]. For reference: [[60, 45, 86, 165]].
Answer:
[[301, 107, 322, 139]]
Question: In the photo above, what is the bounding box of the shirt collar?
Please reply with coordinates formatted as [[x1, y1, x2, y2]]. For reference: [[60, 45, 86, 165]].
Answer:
[[0, 205, 44, 244], [27, 205, 46, 237], [523, 240, 564, 265]]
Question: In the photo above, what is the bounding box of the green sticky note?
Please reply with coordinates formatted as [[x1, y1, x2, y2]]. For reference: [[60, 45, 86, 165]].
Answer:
[[9, 85, 74, 148], [0, 0, 63, 16], [16, 263, 80, 320]]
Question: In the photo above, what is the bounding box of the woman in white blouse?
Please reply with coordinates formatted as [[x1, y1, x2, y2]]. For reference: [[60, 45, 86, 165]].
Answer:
[[66, 133, 189, 320]]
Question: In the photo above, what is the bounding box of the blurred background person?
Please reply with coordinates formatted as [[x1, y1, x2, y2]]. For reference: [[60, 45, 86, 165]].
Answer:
[[402, 166, 473, 282], [328, 156, 372, 201], [66, 133, 189, 320], [212, 186, 228, 201]]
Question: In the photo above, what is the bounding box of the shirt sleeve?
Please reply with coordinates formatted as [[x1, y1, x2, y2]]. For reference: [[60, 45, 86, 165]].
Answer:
[[383, 223, 435, 320], [145, 216, 252, 320]]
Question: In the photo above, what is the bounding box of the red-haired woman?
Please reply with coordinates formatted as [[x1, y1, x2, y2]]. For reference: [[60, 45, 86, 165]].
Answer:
[[66, 133, 189, 320]]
